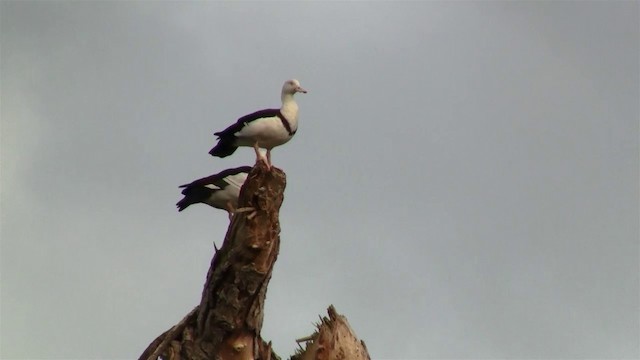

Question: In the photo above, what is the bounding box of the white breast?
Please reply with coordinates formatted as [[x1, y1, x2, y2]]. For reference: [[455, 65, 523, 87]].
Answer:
[[235, 116, 295, 149]]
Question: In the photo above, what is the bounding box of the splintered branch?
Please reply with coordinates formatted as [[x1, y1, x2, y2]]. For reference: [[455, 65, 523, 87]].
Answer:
[[291, 306, 371, 360]]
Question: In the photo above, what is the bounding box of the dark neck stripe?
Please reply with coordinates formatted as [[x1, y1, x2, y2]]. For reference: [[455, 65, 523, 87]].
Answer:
[[277, 111, 296, 136]]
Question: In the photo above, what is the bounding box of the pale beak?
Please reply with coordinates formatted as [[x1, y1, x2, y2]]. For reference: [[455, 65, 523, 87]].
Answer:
[[296, 86, 308, 94]]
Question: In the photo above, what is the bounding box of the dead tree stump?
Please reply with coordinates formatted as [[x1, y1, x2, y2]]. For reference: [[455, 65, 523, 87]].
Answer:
[[140, 161, 285, 360], [139, 161, 371, 360]]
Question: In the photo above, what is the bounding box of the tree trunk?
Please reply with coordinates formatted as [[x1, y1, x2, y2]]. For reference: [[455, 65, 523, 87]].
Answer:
[[139, 161, 370, 360]]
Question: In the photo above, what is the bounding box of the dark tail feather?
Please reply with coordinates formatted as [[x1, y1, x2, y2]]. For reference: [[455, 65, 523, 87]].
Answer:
[[176, 197, 194, 212], [209, 138, 238, 158]]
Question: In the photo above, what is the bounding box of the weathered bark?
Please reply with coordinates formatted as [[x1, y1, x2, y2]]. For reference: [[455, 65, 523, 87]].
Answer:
[[292, 306, 371, 360], [140, 161, 285, 360]]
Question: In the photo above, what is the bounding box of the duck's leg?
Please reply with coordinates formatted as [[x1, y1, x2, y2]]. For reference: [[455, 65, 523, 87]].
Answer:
[[235, 206, 257, 219], [225, 201, 235, 221], [266, 149, 273, 170], [227, 201, 256, 220], [253, 142, 270, 170]]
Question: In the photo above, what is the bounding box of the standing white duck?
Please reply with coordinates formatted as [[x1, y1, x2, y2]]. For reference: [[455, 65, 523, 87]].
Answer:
[[208, 79, 307, 169]]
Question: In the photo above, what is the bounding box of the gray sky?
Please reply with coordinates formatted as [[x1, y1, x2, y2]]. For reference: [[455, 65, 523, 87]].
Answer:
[[1, 1, 638, 359]]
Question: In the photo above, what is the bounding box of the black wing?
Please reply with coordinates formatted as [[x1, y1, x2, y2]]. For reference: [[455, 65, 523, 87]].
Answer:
[[213, 108, 282, 138], [179, 166, 252, 192]]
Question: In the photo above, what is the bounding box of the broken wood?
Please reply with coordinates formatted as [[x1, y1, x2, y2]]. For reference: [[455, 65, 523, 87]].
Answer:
[[292, 306, 371, 360]]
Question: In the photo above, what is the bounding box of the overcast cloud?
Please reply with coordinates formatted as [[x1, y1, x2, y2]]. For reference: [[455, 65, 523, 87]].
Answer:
[[1, 1, 638, 359]]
